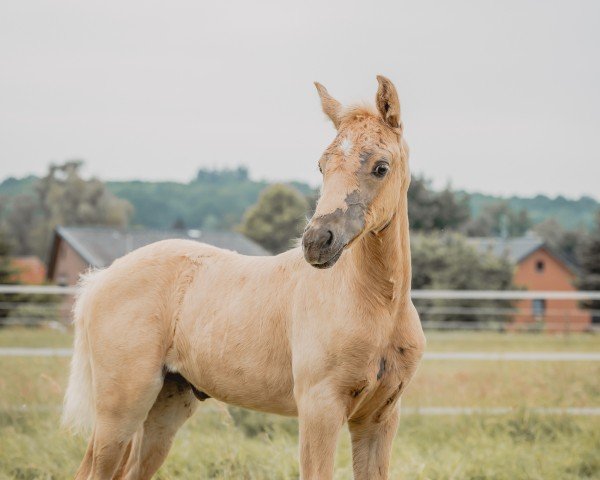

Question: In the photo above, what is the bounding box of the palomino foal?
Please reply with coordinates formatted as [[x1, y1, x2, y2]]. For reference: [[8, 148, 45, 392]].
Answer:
[[64, 75, 425, 480]]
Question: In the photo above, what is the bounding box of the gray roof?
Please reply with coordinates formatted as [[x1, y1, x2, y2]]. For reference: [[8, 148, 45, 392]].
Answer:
[[466, 235, 578, 273], [55, 226, 270, 268], [466, 236, 546, 263]]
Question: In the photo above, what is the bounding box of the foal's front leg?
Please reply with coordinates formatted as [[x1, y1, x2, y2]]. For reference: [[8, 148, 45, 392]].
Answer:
[[348, 407, 400, 480], [296, 385, 346, 480]]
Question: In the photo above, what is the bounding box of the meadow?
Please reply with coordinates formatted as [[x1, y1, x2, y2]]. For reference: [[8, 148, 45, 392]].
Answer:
[[1, 328, 599, 479]]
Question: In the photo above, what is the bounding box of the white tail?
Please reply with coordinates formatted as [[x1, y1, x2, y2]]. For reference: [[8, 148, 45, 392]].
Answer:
[[62, 270, 103, 434]]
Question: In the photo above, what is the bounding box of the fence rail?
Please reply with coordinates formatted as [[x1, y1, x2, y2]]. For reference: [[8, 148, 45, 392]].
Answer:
[[2, 285, 600, 300], [2, 347, 599, 361], [412, 290, 600, 300], [1, 285, 599, 331]]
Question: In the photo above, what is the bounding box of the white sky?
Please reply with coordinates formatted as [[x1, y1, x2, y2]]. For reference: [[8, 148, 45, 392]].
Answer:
[[1, 0, 599, 198]]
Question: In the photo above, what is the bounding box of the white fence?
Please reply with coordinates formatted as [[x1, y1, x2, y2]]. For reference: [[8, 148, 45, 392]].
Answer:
[[2, 347, 599, 362], [1, 285, 599, 331], [1, 285, 599, 417]]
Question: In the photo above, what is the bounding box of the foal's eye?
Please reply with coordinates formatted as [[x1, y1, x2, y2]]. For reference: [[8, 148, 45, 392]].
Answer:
[[372, 163, 389, 178], [318, 164, 323, 174]]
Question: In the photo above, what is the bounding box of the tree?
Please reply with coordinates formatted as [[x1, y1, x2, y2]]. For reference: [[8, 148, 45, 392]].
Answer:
[[533, 218, 587, 261], [411, 233, 515, 322], [464, 202, 532, 237], [4, 160, 133, 258], [4, 194, 39, 255], [0, 230, 20, 319], [408, 176, 470, 232], [0, 231, 17, 283], [171, 217, 187, 230], [576, 211, 600, 320], [195, 166, 249, 183], [239, 184, 309, 254]]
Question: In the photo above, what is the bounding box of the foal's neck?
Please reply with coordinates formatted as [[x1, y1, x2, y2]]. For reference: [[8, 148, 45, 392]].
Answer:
[[349, 194, 412, 314]]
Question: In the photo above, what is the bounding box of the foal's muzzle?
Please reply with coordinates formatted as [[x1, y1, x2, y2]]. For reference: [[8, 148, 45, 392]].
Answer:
[[302, 225, 344, 269]]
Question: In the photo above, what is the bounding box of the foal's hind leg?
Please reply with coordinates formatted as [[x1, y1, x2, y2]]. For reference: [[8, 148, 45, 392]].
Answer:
[[87, 372, 164, 480], [115, 373, 198, 480], [82, 333, 167, 479], [74, 372, 164, 480]]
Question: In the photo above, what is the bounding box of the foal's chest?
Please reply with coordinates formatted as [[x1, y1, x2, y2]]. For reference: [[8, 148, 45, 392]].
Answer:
[[349, 341, 423, 422]]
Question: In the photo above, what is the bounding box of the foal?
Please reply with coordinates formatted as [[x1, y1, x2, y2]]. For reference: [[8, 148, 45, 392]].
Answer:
[[64, 75, 425, 480]]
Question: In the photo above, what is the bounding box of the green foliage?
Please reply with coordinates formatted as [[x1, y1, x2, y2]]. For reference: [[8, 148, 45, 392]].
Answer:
[[239, 184, 309, 254], [0, 175, 38, 196], [464, 201, 532, 237], [195, 166, 249, 183], [0, 161, 132, 259], [576, 212, 600, 315], [408, 176, 471, 231], [33, 161, 132, 256], [0, 231, 16, 283], [411, 233, 515, 322], [0, 232, 23, 320], [467, 192, 599, 230], [107, 168, 315, 231], [2, 168, 598, 245], [534, 218, 587, 261]]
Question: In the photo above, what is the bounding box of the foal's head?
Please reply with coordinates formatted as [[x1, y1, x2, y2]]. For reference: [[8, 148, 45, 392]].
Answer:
[[302, 76, 410, 269]]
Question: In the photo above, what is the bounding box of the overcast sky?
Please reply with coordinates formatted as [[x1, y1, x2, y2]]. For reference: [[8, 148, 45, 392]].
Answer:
[[1, 0, 599, 198]]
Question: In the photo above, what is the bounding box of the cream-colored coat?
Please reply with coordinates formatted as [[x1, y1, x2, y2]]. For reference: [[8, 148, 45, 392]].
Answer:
[[64, 76, 425, 480]]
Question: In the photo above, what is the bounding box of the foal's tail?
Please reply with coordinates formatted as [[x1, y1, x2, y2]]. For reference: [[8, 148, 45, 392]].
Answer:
[[62, 269, 104, 435]]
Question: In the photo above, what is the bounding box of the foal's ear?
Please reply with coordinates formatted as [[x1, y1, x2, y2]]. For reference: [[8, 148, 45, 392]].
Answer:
[[375, 75, 402, 131], [314, 82, 343, 129]]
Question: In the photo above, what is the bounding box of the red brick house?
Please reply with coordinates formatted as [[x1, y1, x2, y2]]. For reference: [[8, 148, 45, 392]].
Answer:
[[469, 236, 591, 331], [47, 226, 269, 286], [10, 256, 47, 284]]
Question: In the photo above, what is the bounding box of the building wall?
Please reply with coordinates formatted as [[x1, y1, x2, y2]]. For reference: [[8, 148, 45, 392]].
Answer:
[[51, 239, 89, 286], [10, 256, 46, 284], [513, 247, 591, 332]]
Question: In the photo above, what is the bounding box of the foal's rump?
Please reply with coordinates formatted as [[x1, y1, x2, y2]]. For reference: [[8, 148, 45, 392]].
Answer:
[[61, 239, 241, 433]]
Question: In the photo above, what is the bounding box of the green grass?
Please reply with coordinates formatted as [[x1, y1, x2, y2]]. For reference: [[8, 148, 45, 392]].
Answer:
[[2, 327, 599, 351], [425, 330, 600, 352], [1, 328, 599, 479], [1, 408, 598, 479], [0, 327, 72, 349]]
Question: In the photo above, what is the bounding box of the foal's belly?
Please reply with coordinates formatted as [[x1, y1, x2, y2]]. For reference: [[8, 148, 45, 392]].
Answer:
[[175, 336, 297, 417], [171, 261, 298, 416]]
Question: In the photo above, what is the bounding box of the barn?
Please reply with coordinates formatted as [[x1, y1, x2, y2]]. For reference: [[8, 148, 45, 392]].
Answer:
[[47, 226, 269, 287]]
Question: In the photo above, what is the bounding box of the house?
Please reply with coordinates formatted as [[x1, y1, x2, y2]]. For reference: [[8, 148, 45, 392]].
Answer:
[[468, 236, 591, 332], [47, 226, 270, 287]]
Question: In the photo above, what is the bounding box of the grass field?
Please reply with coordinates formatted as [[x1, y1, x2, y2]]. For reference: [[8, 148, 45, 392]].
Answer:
[[1, 327, 599, 479]]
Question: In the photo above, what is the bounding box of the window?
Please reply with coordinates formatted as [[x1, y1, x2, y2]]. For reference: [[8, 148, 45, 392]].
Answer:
[[535, 260, 545, 273], [532, 299, 546, 317]]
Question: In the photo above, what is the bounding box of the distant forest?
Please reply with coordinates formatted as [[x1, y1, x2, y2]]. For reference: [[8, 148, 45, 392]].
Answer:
[[466, 192, 599, 231], [1, 166, 597, 232]]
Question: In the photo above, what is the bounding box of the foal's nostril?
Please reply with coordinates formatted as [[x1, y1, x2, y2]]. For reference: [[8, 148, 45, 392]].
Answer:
[[324, 230, 334, 247]]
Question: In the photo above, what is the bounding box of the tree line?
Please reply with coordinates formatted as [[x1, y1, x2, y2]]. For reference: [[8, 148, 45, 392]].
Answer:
[[0, 161, 598, 322]]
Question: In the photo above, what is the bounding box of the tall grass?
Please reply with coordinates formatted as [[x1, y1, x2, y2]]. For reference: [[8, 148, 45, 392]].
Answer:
[[0, 407, 598, 479], [1, 328, 599, 479]]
